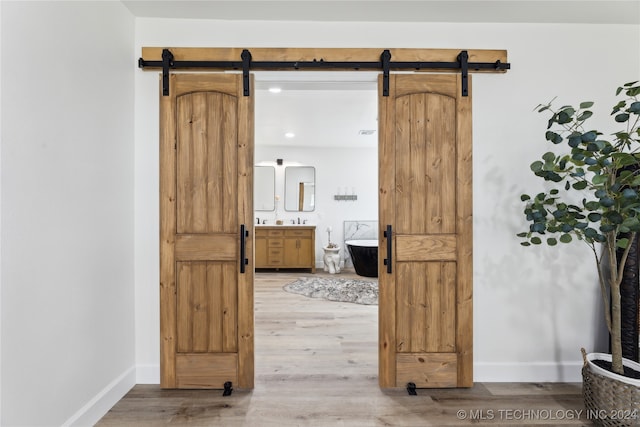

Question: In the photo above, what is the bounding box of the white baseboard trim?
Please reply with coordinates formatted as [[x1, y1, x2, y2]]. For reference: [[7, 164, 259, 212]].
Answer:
[[474, 361, 584, 383], [62, 366, 136, 427], [136, 364, 160, 384], [134, 362, 584, 386]]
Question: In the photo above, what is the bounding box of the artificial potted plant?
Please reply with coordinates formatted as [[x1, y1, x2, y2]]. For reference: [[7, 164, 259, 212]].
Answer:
[[518, 81, 640, 425]]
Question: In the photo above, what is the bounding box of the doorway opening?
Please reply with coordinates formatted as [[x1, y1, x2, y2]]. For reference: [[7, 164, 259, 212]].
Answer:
[[253, 71, 380, 384]]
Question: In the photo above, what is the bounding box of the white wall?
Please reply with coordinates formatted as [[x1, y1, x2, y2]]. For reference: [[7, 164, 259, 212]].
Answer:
[[134, 18, 640, 383], [0, 3, 4, 422], [1, 2, 135, 425]]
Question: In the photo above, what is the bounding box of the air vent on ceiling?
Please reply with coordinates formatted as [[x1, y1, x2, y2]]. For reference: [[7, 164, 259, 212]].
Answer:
[[359, 130, 376, 135]]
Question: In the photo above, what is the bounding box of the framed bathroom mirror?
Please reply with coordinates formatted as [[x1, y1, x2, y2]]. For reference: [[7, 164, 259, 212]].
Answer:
[[254, 166, 275, 211], [284, 166, 315, 212]]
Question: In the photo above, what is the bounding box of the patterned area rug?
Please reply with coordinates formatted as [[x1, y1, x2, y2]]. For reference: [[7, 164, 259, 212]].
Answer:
[[283, 276, 378, 305]]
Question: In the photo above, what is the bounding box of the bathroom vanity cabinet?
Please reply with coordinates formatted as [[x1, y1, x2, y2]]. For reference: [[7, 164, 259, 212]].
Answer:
[[255, 226, 316, 272]]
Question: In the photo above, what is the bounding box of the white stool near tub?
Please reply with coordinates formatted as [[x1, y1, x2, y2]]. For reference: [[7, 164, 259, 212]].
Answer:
[[323, 246, 341, 274]]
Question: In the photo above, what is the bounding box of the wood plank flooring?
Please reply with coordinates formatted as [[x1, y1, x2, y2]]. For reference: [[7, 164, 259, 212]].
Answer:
[[97, 271, 588, 426]]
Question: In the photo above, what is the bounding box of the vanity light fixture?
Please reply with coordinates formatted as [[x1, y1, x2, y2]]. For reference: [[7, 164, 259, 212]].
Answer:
[[268, 87, 282, 93]]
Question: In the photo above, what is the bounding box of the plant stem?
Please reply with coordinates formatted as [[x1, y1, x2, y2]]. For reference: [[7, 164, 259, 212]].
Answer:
[[604, 230, 635, 375], [590, 243, 612, 334], [610, 282, 624, 375]]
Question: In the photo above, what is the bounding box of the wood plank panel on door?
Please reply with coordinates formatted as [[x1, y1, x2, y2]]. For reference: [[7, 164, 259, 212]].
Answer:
[[379, 73, 472, 389], [160, 73, 254, 389]]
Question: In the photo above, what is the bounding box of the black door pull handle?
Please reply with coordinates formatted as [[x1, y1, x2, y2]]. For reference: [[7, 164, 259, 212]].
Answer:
[[240, 224, 249, 273], [383, 224, 392, 274]]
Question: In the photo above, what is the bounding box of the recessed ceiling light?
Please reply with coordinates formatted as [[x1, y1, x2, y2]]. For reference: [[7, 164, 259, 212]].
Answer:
[[268, 87, 282, 93], [359, 129, 376, 135], [285, 132, 295, 138]]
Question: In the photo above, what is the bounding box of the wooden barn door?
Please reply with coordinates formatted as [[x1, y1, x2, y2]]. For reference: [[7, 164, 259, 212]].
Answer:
[[160, 73, 254, 389], [378, 74, 473, 388]]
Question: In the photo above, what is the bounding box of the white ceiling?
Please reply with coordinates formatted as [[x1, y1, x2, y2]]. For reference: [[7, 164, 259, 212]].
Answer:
[[255, 72, 378, 148], [123, 1, 640, 25], [126, 1, 640, 147]]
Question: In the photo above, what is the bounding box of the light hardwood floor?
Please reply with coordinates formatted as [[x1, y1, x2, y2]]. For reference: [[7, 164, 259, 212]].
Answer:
[[97, 270, 587, 426]]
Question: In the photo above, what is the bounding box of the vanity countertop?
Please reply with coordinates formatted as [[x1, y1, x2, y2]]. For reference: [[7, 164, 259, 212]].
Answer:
[[255, 224, 315, 228]]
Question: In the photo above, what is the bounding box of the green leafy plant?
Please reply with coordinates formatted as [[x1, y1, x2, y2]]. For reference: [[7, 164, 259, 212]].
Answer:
[[518, 81, 640, 376]]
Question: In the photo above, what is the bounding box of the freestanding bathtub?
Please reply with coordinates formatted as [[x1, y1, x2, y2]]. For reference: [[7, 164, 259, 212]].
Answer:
[[345, 239, 378, 278]]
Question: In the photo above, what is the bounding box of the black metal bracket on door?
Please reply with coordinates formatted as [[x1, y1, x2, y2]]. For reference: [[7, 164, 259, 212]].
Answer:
[[381, 49, 391, 96], [161, 49, 174, 96], [223, 381, 233, 396], [139, 48, 510, 98], [406, 382, 417, 396], [241, 49, 252, 96], [240, 224, 249, 274], [458, 50, 469, 96], [383, 225, 392, 274]]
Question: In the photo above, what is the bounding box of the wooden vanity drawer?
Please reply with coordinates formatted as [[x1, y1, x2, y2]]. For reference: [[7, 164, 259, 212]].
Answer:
[[268, 248, 283, 265], [267, 229, 285, 237], [285, 229, 311, 237], [268, 239, 283, 247]]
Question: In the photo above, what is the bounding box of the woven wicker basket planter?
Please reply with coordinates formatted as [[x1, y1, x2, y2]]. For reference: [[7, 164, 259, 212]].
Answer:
[[582, 351, 640, 427]]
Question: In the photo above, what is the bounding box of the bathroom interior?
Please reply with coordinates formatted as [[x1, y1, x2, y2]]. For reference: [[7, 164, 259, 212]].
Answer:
[[253, 71, 379, 276]]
